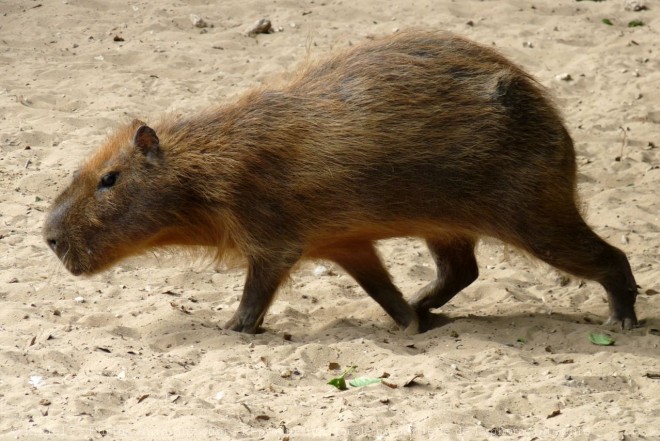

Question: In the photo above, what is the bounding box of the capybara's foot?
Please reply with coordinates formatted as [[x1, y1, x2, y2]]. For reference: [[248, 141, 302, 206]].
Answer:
[[403, 317, 420, 335], [416, 309, 451, 333], [603, 312, 638, 331], [223, 315, 262, 334]]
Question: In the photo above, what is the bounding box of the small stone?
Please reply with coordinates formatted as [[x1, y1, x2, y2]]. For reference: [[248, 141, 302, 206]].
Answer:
[[247, 18, 272, 36], [555, 73, 572, 82], [74, 296, 85, 303], [522, 41, 533, 48], [280, 369, 292, 378], [556, 274, 571, 287], [190, 14, 208, 28], [313, 265, 329, 277], [624, 0, 647, 11]]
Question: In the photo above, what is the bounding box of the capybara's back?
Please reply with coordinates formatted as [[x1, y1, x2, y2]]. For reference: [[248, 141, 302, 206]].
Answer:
[[44, 31, 638, 334]]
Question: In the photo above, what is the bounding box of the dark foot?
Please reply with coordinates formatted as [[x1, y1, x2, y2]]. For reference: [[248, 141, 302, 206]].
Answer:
[[603, 313, 638, 331], [416, 309, 451, 333], [223, 314, 263, 334]]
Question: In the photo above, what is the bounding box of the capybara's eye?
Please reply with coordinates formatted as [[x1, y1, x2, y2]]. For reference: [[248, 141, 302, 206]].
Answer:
[[99, 172, 119, 189]]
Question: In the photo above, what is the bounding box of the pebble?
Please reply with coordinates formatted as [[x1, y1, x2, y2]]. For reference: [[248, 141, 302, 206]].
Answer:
[[522, 41, 533, 48], [313, 265, 329, 277], [247, 18, 272, 36], [624, 0, 647, 11], [555, 73, 572, 82], [190, 14, 208, 28]]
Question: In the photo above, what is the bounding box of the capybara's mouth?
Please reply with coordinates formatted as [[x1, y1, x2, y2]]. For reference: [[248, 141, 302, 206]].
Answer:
[[46, 239, 91, 276], [66, 265, 86, 276]]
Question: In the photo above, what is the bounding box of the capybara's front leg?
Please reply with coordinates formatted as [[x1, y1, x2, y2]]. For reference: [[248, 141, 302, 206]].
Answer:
[[224, 258, 293, 334]]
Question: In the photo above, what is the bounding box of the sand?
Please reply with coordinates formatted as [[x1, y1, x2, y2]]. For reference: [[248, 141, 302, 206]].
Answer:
[[1, 0, 659, 440]]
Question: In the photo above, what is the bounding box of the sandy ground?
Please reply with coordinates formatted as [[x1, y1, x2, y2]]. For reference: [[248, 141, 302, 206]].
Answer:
[[1, 0, 659, 440]]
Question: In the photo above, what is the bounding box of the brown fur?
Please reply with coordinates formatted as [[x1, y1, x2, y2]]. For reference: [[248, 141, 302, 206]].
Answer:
[[44, 31, 638, 333]]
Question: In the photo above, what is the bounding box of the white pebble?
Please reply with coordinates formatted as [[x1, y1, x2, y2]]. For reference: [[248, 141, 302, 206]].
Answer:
[[29, 375, 45, 389], [313, 265, 329, 277]]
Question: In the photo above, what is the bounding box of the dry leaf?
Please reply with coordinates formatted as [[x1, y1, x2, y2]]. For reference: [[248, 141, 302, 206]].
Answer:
[[381, 380, 398, 389], [403, 373, 424, 388], [547, 409, 561, 419]]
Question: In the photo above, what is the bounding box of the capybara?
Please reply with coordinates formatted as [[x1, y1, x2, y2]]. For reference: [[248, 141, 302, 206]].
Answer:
[[43, 30, 638, 334]]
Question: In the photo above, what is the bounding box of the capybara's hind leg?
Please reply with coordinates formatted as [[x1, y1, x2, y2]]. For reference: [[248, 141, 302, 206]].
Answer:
[[514, 212, 638, 329], [410, 236, 479, 332], [324, 241, 419, 333]]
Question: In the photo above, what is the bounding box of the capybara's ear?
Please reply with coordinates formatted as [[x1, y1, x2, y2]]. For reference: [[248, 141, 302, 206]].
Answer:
[[132, 125, 160, 161]]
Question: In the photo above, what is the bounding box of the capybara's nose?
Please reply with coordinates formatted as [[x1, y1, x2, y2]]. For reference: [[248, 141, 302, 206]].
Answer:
[[47, 237, 58, 253]]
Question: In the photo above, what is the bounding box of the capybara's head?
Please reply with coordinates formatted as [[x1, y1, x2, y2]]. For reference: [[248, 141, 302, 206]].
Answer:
[[44, 120, 182, 275]]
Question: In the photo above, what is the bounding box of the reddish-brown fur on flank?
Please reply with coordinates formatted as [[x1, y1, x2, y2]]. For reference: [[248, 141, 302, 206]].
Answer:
[[44, 31, 638, 334]]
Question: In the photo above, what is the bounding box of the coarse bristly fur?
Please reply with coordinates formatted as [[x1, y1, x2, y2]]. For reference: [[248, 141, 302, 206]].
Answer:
[[44, 30, 638, 334]]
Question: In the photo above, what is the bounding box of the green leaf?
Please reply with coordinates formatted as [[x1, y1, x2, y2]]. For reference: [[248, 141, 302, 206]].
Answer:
[[628, 19, 644, 27], [327, 377, 347, 390], [327, 365, 357, 390], [588, 331, 615, 346], [516, 337, 526, 344], [348, 377, 382, 388], [602, 18, 614, 26]]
